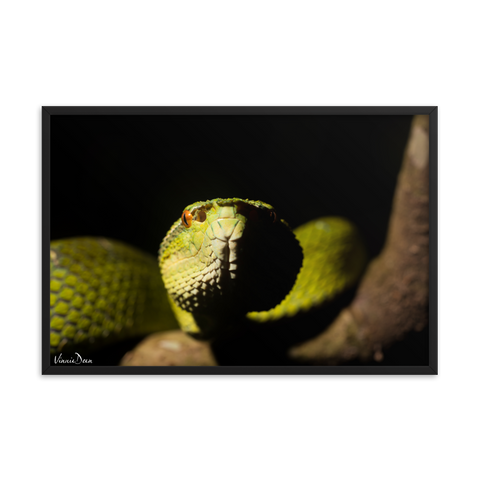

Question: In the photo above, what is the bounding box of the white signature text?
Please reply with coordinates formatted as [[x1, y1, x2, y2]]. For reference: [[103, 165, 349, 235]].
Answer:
[[53, 352, 93, 365]]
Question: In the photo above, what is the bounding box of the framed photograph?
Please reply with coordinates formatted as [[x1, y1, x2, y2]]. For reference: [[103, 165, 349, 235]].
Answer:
[[41, 105, 439, 375]]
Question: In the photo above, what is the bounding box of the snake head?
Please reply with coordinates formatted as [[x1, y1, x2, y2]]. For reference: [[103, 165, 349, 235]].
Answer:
[[159, 198, 303, 339]]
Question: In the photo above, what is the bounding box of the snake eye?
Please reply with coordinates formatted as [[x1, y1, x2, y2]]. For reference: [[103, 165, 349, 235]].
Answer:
[[269, 211, 277, 223], [181, 210, 193, 228]]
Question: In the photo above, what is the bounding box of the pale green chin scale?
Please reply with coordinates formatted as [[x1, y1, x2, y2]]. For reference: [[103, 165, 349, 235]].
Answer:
[[159, 198, 304, 339]]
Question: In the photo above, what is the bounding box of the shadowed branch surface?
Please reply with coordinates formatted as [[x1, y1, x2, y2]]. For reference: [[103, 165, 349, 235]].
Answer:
[[289, 115, 430, 365]]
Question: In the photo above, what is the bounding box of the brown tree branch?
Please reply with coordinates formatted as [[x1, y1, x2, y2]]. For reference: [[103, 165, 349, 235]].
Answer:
[[289, 115, 430, 365], [120, 330, 217, 366]]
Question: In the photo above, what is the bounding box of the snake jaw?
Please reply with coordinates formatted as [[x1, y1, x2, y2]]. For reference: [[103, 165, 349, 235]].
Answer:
[[160, 214, 246, 315]]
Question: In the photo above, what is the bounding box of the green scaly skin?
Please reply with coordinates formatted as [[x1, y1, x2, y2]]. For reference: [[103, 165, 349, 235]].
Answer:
[[50, 198, 367, 356], [49, 238, 177, 356], [247, 216, 368, 322]]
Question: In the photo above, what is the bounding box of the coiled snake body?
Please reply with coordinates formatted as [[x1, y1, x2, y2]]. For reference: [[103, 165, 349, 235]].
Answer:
[[50, 198, 367, 359]]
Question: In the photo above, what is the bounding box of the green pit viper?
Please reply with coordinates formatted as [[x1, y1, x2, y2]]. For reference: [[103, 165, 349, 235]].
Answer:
[[50, 198, 367, 359]]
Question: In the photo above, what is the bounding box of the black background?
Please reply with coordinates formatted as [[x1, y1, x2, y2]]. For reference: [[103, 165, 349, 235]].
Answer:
[[51, 114, 412, 260], [50, 113, 429, 366]]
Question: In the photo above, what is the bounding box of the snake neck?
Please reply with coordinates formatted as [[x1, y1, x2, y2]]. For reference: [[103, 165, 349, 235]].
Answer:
[[159, 198, 304, 339]]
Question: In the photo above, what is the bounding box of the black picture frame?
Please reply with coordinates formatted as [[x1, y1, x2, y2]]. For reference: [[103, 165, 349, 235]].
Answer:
[[41, 105, 439, 375]]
